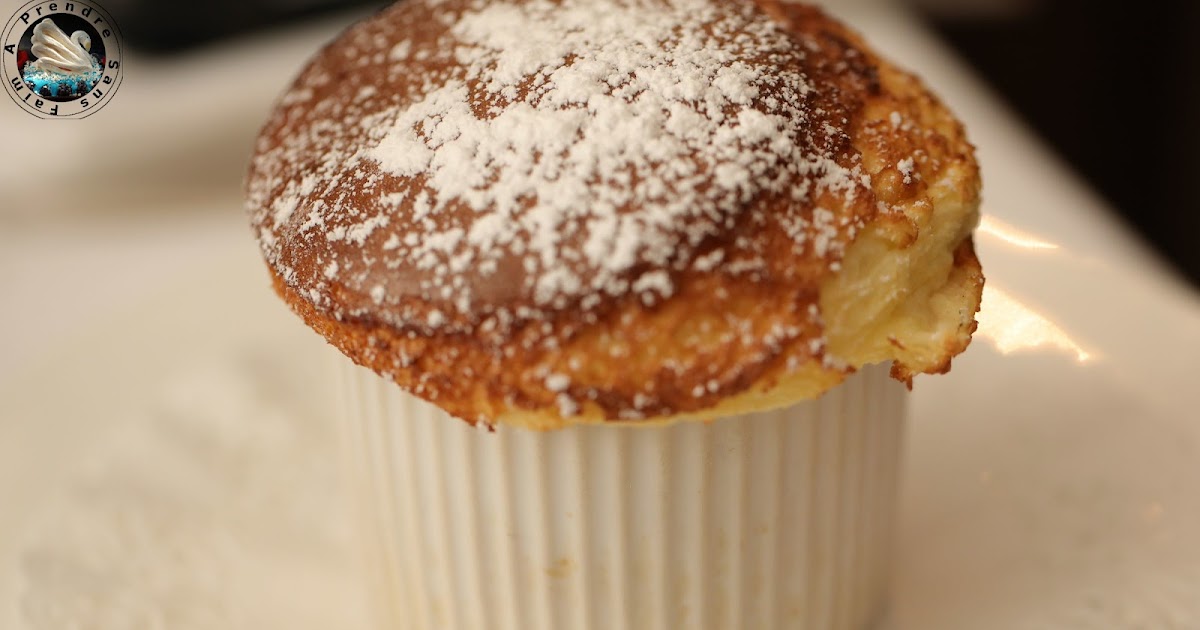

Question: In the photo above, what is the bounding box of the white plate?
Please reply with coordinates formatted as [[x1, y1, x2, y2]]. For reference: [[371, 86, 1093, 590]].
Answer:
[[2, 2, 1199, 629]]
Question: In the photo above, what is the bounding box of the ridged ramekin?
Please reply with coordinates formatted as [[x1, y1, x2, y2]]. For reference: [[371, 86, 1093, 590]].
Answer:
[[339, 362, 905, 630]]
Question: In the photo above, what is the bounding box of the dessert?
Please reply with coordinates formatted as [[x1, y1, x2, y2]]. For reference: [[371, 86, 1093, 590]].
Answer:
[[246, 0, 982, 627]]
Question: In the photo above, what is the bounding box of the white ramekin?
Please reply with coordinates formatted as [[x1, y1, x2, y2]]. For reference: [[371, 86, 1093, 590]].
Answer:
[[339, 362, 905, 630]]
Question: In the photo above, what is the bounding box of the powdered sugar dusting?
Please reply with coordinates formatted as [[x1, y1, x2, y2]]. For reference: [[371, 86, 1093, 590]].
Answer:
[[897, 156, 916, 184], [363, 0, 863, 316], [248, 0, 875, 333]]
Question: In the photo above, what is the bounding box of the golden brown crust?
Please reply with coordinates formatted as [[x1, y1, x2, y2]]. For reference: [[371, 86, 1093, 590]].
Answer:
[[248, 0, 983, 427]]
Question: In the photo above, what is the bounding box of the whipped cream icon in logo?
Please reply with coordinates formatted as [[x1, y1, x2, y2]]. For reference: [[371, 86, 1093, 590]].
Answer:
[[3, 1, 123, 118]]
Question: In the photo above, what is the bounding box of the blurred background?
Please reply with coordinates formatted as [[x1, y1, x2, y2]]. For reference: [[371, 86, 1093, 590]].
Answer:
[[92, 0, 1200, 285], [919, 0, 1200, 288]]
